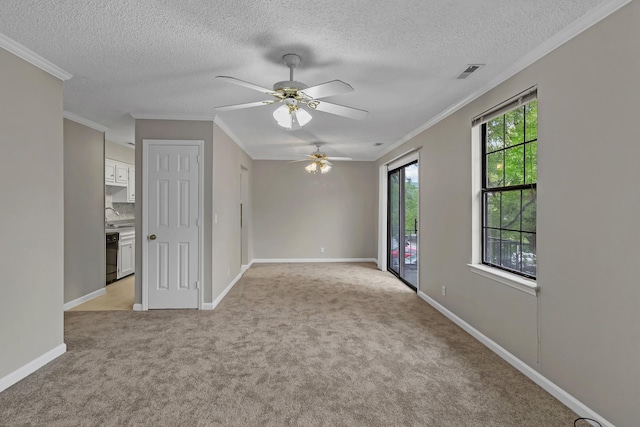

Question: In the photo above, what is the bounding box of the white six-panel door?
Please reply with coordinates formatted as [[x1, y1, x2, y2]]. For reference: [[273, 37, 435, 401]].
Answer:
[[143, 140, 202, 309]]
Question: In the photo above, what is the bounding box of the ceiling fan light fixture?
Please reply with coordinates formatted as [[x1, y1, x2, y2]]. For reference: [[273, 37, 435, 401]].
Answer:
[[305, 162, 318, 173], [320, 163, 332, 174], [273, 104, 292, 128], [273, 102, 312, 130], [295, 108, 312, 127]]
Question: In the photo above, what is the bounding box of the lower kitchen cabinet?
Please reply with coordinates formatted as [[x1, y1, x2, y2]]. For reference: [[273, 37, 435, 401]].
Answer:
[[117, 232, 135, 279]]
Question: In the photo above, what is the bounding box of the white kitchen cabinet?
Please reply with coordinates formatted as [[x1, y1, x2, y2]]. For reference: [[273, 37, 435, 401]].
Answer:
[[117, 232, 135, 279], [115, 163, 129, 185], [107, 159, 135, 202], [105, 159, 116, 184], [105, 158, 128, 188], [127, 165, 135, 202]]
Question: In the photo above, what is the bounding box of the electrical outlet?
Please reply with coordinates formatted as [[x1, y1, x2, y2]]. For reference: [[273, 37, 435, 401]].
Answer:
[[441, 286, 446, 296], [320, 247, 325, 253], [214, 214, 218, 224], [227, 267, 230, 277]]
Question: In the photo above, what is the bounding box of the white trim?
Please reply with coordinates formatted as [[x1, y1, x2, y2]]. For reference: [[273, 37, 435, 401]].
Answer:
[[241, 260, 254, 273], [0, 344, 67, 393], [470, 126, 482, 264], [202, 270, 245, 310], [468, 264, 538, 296], [376, 0, 633, 161], [141, 139, 205, 310], [417, 291, 613, 427], [141, 141, 149, 311], [128, 115, 254, 161], [132, 303, 143, 311], [213, 116, 251, 157], [379, 153, 420, 291], [252, 258, 377, 264], [0, 33, 72, 81], [63, 287, 106, 311], [468, 111, 538, 297], [63, 111, 108, 132], [387, 151, 419, 171], [130, 113, 214, 121], [377, 164, 388, 271]]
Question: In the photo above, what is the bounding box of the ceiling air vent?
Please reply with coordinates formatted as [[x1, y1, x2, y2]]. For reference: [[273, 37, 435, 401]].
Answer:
[[456, 64, 484, 79]]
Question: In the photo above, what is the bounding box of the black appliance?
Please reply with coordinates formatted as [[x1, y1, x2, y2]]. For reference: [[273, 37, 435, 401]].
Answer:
[[106, 232, 119, 285]]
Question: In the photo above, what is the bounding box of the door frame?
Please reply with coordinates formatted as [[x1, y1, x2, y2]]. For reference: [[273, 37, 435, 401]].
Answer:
[[378, 149, 420, 291], [141, 139, 204, 310]]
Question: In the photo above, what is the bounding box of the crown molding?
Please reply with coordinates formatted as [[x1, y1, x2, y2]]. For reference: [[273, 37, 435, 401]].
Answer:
[[0, 32, 72, 81], [377, 0, 633, 161], [63, 111, 108, 132], [128, 113, 254, 158], [213, 115, 252, 158], [129, 113, 214, 121]]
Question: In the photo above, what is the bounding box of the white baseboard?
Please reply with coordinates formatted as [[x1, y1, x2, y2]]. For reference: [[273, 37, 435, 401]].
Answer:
[[240, 260, 254, 273], [252, 258, 377, 264], [63, 287, 106, 311], [417, 291, 612, 427], [0, 343, 67, 393], [132, 303, 142, 311], [202, 269, 245, 310]]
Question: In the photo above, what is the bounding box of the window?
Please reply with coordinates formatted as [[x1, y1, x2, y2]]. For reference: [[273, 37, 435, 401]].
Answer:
[[481, 96, 537, 279]]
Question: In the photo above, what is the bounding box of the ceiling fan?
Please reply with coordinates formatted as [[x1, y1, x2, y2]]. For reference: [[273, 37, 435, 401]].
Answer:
[[289, 144, 352, 174], [214, 54, 368, 130]]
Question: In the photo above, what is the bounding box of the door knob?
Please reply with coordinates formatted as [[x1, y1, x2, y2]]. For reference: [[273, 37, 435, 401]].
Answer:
[[149, 234, 156, 240]]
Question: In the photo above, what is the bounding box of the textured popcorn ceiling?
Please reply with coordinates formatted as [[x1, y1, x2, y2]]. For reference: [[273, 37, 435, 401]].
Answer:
[[0, 0, 611, 160]]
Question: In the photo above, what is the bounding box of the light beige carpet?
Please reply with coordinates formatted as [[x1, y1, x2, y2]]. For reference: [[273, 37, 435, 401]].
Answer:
[[0, 263, 578, 426]]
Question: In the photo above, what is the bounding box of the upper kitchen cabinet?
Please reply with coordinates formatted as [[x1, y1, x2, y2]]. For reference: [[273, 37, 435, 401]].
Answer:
[[105, 158, 127, 187], [107, 158, 135, 203], [115, 163, 128, 185], [105, 159, 117, 184], [126, 165, 135, 203]]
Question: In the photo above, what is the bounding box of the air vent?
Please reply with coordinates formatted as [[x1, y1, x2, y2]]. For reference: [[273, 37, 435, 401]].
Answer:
[[456, 64, 484, 79]]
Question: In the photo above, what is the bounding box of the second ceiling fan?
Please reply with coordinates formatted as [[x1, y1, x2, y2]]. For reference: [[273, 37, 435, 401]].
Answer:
[[214, 54, 368, 130]]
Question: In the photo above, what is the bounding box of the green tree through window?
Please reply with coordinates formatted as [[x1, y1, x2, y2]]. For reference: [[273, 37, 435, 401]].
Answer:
[[482, 100, 537, 278]]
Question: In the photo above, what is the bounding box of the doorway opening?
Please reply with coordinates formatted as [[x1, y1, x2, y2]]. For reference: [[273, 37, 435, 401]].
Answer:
[[388, 161, 419, 290]]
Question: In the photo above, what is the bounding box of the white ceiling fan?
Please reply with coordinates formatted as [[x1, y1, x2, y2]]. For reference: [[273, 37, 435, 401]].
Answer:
[[289, 144, 352, 174], [214, 54, 368, 130]]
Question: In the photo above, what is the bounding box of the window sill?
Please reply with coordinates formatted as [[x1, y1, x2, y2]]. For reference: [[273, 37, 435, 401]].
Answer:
[[468, 264, 538, 296]]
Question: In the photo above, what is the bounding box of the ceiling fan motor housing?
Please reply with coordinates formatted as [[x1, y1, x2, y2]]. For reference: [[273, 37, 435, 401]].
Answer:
[[273, 80, 308, 95]]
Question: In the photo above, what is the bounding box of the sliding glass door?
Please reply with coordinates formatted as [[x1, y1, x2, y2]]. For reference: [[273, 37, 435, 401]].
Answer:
[[388, 162, 418, 289]]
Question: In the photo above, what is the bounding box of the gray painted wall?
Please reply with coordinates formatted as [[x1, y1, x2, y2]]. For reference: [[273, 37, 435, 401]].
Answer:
[[376, 2, 640, 425], [133, 120, 253, 305], [105, 140, 134, 164], [134, 120, 214, 303], [212, 124, 253, 297], [252, 160, 377, 260], [0, 48, 65, 378], [63, 119, 105, 303]]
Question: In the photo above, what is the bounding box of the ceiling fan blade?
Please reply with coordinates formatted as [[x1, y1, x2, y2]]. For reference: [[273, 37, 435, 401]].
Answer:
[[312, 100, 368, 120], [216, 76, 277, 95], [326, 156, 353, 161], [214, 100, 276, 111], [286, 159, 311, 163], [300, 80, 354, 100]]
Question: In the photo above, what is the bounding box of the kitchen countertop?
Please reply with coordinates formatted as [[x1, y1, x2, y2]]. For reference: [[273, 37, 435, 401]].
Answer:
[[105, 219, 135, 233]]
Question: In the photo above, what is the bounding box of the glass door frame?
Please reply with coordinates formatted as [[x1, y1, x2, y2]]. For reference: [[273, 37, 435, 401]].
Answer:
[[387, 160, 418, 290]]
